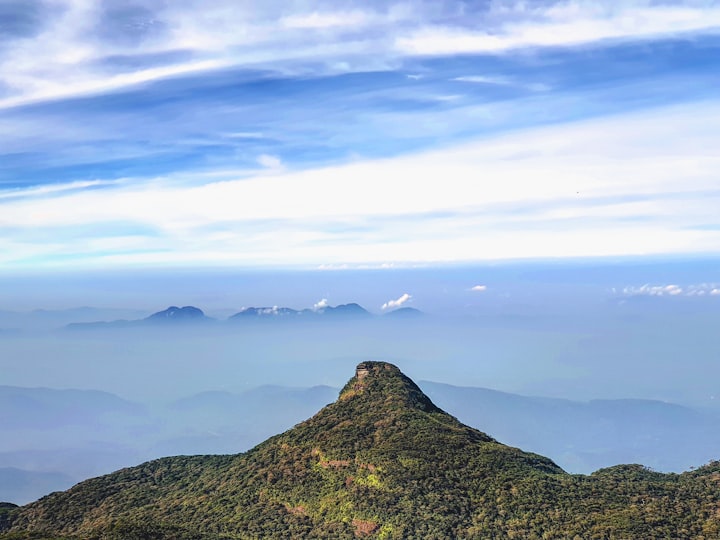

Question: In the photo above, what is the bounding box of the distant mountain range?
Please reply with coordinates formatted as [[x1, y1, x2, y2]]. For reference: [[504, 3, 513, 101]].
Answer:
[[420, 381, 720, 474], [0, 307, 148, 331], [2, 362, 719, 539], [66, 303, 420, 329], [228, 302, 372, 321], [0, 469, 74, 508]]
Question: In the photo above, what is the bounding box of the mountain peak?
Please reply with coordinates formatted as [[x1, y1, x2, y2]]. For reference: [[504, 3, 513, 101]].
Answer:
[[323, 303, 371, 318], [340, 361, 443, 414], [146, 306, 208, 323], [355, 360, 397, 379]]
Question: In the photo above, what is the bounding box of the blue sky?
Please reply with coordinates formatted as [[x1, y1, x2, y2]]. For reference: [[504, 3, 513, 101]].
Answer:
[[2, 0, 720, 269]]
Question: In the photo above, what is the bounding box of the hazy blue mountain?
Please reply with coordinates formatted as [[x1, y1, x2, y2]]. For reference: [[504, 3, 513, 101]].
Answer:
[[0, 385, 338, 504], [0, 308, 148, 331], [321, 302, 372, 318], [383, 307, 424, 318], [146, 306, 212, 323], [229, 306, 304, 319], [170, 385, 337, 418], [229, 303, 372, 321], [162, 385, 338, 455], [0, 386, 145, 429], [67, 305, 213, 329], [0, 468, 74, 506], [419, 381, 720, 473], [67, 303, 375, 330], [0, 387, 154, 503]]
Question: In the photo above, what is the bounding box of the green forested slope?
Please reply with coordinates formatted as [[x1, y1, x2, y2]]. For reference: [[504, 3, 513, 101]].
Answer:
[[2, 362, 719, 539]]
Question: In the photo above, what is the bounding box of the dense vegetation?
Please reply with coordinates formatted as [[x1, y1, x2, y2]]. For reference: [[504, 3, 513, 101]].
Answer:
[[2, 361, 719, 539]]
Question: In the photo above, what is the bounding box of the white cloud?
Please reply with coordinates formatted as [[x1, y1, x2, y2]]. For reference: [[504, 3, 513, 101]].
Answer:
[[471, 285, 487, 292], [224, 132, 265, 139], [313, 298, 329, 310], [2, 1, 720, 110], [381, 293, 411, 311], [257, 154, 283, 170], [453, 76, 511, 85], [281, 11, 371, 29], [396, 3, 720, 56], [626, 284, 682, 296], [0, 179, 120, 200], [453, 75, 549, 92], [621, 283, 720, 297], [2, 101, 720, 268]]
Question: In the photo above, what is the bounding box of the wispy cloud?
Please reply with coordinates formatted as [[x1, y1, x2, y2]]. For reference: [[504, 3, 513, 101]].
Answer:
[[471, 285, 487, 292], [453, 76, 512, 85], [453, 75, 549, 92], [620, 283, 720, 297], [0, 179, 121, 200], [257, 154, 283, 170], [1, 100, 719, 268], [280, 10, 372, 30], [1, 1, 719, 110], [2, 1, 720, 269], [381, 293, 411, 311], [396, 3, 720, 55]]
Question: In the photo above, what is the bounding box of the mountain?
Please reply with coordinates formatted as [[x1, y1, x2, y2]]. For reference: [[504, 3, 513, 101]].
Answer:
[[0, 469, 74, 506], [382, 306, 424, 318], [0, 308, 148, 331], [145, 306, 212, 323], [420, 381, 720, 473], [0, 386, 145, 430], [229, 306, 306, 320], [229, 303, 372, 321], [321, 302, 372, 318], [67, 303, 373, 329], [0, 504, 17, 531], [0, 387, 154, 504], [66, 305, 213, 329], [161, 385, 338, 455], [2, 362, 720, 539], [0, 384, 337, 505]]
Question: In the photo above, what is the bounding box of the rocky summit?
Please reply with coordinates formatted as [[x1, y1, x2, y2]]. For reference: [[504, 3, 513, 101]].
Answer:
[[2, 361, 719, 539]]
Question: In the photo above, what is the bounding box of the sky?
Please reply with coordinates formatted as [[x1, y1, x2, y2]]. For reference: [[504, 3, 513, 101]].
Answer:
[[1, 0, 720, 270]]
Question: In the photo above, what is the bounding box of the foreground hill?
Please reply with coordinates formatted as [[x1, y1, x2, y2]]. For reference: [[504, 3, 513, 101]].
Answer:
[[2, 362, 720, 539]]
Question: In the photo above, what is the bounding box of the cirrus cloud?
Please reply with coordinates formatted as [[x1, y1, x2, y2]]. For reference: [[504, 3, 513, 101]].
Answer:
[[2, 1, 720, 110], [1, 100, 720, 269]]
